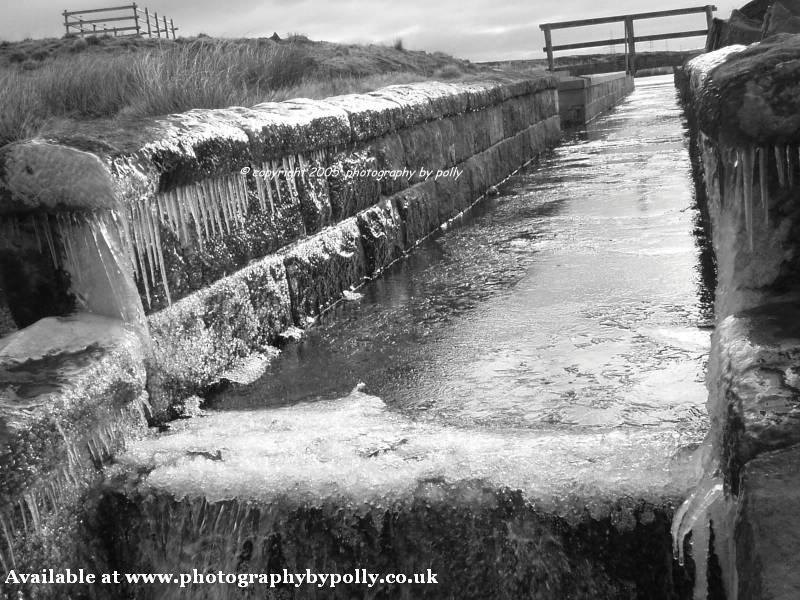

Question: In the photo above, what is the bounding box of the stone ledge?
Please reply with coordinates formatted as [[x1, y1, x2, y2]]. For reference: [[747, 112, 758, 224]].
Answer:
[[708, 302, 800, 492], [737, 443, 800, 600]]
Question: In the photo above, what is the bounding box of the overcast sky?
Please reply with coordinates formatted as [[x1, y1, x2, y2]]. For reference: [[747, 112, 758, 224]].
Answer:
[[1, 1, 741, 61]]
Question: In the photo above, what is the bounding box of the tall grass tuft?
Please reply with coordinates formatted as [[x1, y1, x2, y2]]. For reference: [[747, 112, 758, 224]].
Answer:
[[0, 40, 313, 146], [0, 37, 475, 147]]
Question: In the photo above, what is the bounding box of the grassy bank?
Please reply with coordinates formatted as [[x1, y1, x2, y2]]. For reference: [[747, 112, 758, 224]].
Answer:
[[0, 35, 481, 147]]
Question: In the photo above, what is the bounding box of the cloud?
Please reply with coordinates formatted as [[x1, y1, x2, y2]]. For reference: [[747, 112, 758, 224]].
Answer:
[[1, 0, 742, 61]]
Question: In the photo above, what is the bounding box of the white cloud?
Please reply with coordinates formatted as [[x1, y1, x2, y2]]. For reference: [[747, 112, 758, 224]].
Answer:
[[1, 0, 743, 61]]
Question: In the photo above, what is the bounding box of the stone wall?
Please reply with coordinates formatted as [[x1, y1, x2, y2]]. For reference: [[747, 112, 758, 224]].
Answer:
[[0, 75, 560, 414], [678, 38, 800, 599], [0, 75, 561, 594], [556, 72, 634, 127]]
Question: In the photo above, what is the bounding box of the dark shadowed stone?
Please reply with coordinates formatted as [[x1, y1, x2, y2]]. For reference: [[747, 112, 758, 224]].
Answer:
[[447, 114, 476, 164], [356, 198, 405, 276], [281, 219, 366, 324], [392, 180, 439, 250], [367, 132, 410, 196], [293, 156, 332, 235], [326, 149, 383, 221], [693, 34, 800, 146], [708, 302, 800, 492], [763, 1, 800, 36], [739, 0, 774, 20], [399, 122, 446, 184], [434, 175, 462, 223], [737, 444, 800, 600]]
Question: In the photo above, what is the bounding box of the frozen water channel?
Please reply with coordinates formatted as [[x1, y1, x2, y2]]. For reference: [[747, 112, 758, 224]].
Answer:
[[127, 75, 713, 510]]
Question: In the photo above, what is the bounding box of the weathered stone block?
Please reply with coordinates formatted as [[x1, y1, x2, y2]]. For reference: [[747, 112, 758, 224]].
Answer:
[[708, 302, 800, 491], [326, 149, 383, 221], [399, 122, 446, 183], [281, 219, 366, 323], [357, 198, 405, 276], [323, 94, 405, 142], [392, 180, 439, 250], [410, 81, 470, 116], [737, 444, 800, 600], [370, 85, 438, 127], [366, 132, 410, 196], [241, 100, 351, 161]]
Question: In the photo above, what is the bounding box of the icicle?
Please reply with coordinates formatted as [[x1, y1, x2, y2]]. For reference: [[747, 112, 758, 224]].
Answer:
[[775, 145, 786, 187], [235, 175, 249, 220], [152, 206, 172, 305], [117, 207, 138, 277], [129, 203, 151, 308], [211, 179, 226, 235], [23, 493, 40, 532], [41, 217, 58, 268], [742, 147, 755, 251], [142, 202, 159, 297], [264, 167, 276, 218], [759, 147, 769, 228], [788, 145, 795, 188], [672, 477, 723, 566], [196, 182, 212, 238], [31, 216, 43, 254], [0, 513, 16, 571], [219, 179, 232, 234], [272, 160, 284, 209], [160, 192, 175, 234], [183, 186, 204, 250], [255, 173, 267, 212]]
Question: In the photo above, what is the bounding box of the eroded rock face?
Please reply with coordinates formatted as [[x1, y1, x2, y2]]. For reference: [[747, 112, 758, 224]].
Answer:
[[708, 303, 800, 492], [0, 314, 148, 592], [694, 35, 800, 146], [737, 444, 800, 600], [680, 30, 800, 599]]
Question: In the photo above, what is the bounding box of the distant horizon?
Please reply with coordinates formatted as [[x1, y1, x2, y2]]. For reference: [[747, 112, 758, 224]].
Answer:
[[0, 1, 741, 62]]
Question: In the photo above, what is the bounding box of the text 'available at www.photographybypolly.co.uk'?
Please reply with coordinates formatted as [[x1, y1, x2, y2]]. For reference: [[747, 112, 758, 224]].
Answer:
[[5, 568, 439, 589]]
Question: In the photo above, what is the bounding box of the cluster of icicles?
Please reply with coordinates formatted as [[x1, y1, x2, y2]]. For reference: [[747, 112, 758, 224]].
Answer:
[[122, 152, 325, 308], [0, 419, 128, 574], [1, 152, 325, 311], [727, 144, 799, 251], [671, 454, 738, 600]]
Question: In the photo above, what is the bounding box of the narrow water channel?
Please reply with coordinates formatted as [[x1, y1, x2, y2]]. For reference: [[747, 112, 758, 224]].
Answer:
[[215, 75, 712, 444], [120, 75, 714, 598]]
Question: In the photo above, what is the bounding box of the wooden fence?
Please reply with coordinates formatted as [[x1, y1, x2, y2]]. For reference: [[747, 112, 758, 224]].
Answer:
[[539, 5, 716, 74], [63, 3, 178, 39]]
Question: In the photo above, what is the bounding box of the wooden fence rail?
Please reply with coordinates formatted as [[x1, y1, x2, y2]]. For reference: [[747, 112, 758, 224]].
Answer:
[[63, 3, 178, 39], [539, 5, 716, 74]]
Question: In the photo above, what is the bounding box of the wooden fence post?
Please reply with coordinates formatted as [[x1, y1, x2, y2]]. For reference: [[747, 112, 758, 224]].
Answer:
[[705, 5, 715, 30], [543, 27, 554, 71], [625, 17, 636, 76], [63, 10, 70, 36], [170, 18, 176, 39], [163, 15, 168, 39], [144, 7, 152, 37], [132, 3, 140, 36]]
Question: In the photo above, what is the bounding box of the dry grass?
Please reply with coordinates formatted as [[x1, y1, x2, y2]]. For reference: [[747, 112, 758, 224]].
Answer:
[[0, 35, 482, 147]]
